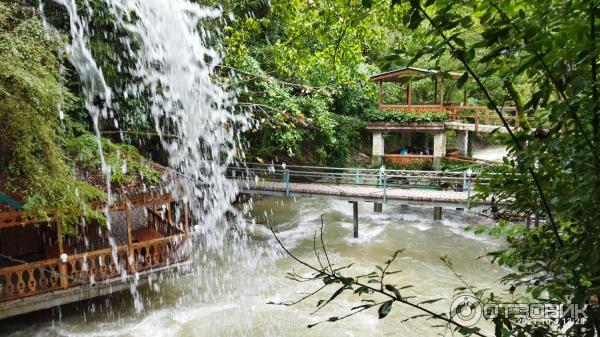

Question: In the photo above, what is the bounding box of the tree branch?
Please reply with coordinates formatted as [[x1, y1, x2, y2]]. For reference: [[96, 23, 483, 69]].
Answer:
[[414, 4, 565, 248], [267, 223, 489, 337]]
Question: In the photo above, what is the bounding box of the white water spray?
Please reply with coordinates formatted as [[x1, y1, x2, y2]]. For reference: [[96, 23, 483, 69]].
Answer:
[[46, 0, 265, 316]]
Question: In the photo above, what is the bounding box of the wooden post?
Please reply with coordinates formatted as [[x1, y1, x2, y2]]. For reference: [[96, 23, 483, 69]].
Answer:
[[126, 203, 134, 273], [378, 80, 383, 108], [463, 88, 467, 106], [433, 207, 443, 220], [433, 77, 438, 104], [406, 81, 413, 106], [439, 77, 445, 107], [484, 108, 490, 124], [183, 202, 189, 240], [57, 220, 69, 289], [167, 201, 172, 235], [374, 202, 382, 213], [351, 201, 359, 238]]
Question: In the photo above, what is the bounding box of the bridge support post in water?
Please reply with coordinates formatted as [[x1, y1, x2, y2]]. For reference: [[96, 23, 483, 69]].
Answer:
[[374, 202, 383, 213], [433, 132, 447, 171], [456, 130, 470, 156], [351, 201, 359, 238], [433, 206, 443, 220], [372, 132, 384, 166]]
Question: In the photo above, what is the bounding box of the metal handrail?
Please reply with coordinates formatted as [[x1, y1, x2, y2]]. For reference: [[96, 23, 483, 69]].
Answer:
[[227, 163, 489, 193]]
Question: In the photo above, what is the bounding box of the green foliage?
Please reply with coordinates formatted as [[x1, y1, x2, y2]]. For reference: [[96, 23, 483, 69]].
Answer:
[[364, 108, 448, 123], [391, 0, 600, 334], [0, 3, 160, 234], [0, 4, 103, 234], [63, 123, 162, 189], [222, 0, 401, 164]]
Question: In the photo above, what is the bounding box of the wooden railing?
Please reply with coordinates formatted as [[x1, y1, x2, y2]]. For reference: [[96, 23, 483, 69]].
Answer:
[[379, 104, 447, 113], [0, 258, 62, 301], [383, 154, 433, 166], [446, 106, 520, 128], [133, 237, 181, 272], [0, 235, 187, 302], [64, 246, 129, 287], [378, 103, 522, 127]]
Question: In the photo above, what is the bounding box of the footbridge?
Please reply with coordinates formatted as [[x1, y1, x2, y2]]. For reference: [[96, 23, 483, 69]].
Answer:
[[228, 163, 492, 237]]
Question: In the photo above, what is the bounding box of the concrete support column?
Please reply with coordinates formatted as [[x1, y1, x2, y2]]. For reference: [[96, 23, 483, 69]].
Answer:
[[456, 130, 470, 157], [351, 201, 359, 238], [433, 206, 443, 220], [374, 202, 383, 213], [400, 131, 412, 148], [433, 132, 447, 170], [372, 132, 385, 166]]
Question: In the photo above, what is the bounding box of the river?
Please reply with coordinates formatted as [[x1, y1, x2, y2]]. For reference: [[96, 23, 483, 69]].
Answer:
[[1, 196, 509, 336]]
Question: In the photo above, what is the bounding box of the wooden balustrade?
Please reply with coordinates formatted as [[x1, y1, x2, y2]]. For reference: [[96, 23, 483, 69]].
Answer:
[[384, 154, 433, 166], [0, 258, 62, 301], [0, 192, 191, 304], [378, 103, 523, 127], [0, 234, 187, 302], [132, 237, 177, 272], [379, 104, 446, 113], [64, 246, 129, 287]]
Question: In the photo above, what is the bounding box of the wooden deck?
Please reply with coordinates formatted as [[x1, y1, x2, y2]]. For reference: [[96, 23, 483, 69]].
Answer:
[[0, 191, 191, 319], [0, 260, 192, 320]]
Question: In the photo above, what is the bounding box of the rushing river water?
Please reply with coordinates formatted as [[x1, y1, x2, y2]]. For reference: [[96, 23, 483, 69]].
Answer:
[[2, 196, 508, 336]]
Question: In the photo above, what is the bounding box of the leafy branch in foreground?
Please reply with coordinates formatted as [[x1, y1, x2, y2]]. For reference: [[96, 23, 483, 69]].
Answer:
[[267, 216, 488, 337]]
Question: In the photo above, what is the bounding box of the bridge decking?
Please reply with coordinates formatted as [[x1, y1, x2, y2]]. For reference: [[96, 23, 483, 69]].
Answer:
[[243, 180, 471, 207]]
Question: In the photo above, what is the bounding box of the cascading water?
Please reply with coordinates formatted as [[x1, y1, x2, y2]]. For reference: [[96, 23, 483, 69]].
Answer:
[[41, 0, 278, 324]]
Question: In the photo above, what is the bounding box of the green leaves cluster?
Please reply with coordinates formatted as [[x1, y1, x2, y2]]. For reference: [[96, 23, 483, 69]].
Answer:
[[364, 108, 448, 123], [388, 0, 600, 335], [0, 3, 160, 234], [0, 3, 103, 233]]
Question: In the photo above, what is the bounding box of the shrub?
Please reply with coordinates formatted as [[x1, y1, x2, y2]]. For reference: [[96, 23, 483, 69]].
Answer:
[[364, 108, 448, 123]]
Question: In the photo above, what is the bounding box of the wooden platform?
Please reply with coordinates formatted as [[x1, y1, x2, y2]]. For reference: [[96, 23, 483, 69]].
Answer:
[[0, 260, 192, 320]]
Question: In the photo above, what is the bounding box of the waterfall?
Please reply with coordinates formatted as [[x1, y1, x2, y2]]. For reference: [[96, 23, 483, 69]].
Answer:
[[45, 0, 266, 316]]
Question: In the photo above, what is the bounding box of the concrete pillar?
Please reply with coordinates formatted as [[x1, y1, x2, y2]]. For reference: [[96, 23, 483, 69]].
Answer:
[[400, 131, 412, 148], [374, 202, 383, 213], [352, 201, 359, 238], [433, 206, 443, 220], [372, 132, 385, 166], [433, 132, 447, 170], [456, 130, 469, 157]]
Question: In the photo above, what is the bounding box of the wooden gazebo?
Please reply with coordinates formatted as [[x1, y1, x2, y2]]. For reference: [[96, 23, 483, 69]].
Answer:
[[369, 66, 518, 124], [367, 67, 519, 168]]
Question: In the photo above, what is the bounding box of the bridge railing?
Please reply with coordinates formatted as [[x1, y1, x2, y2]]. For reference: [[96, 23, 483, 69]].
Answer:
[[227, 163, 490, 193]]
